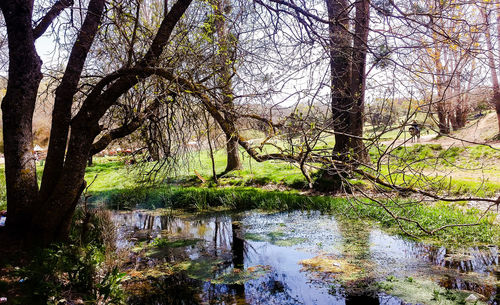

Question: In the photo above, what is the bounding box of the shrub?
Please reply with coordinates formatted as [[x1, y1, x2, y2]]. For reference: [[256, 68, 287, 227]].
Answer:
[[16, 206, 125, 304], [18, 244, 125, 304]]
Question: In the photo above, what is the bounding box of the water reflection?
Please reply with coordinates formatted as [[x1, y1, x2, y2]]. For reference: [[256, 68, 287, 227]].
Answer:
[[113, 210, 498, 304], [230, 219, 247, 304]]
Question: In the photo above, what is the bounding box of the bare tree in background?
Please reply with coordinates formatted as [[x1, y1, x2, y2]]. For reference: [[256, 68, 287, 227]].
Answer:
[[481, 0, 500, 136]]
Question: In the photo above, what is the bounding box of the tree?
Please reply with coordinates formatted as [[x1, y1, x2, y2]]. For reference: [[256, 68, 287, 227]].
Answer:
[[211, 0, 242, 172], [481, 1, 500, 136], [0, 0, 193, 244], [312, 0, 371, 191]]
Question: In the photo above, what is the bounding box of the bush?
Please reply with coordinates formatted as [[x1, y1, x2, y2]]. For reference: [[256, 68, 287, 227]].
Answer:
[[18, 244, 125, 304], [15, 206, 125, 304]]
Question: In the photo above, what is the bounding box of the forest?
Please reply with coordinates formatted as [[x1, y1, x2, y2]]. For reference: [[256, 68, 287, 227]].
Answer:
[[0, 0, 499, 304]]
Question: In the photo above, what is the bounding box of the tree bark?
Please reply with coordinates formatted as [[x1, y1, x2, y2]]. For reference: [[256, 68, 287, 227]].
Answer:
[[213, 0, 242, 173], [225, 134, 242, 172], [31, 118, 99, 243], [436, 101, 450, 134], [1, 0, 193, 245], [1, 0, 42, 233], [40, 0, 105, 202], [319, 0, 370, 192], [349, 0, 370, 163], [327, 0, 352, 161]]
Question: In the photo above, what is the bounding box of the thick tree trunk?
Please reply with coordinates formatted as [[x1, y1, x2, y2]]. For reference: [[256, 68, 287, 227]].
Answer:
[[452, 99, 467, 130], [0, 0, 193, 245], [225, 133, 242, 172], [1, 0, 42, 233], [321, 0, 353, 192], [349, 0, 370, 163], [31, 118, 100, 243], [436, 103, 450, 134], [318, 0, 369, 192], [40, 0, 105, 202], [327, 0, 351, 160]]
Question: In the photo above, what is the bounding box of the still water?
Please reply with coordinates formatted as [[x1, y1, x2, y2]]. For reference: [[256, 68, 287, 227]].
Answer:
[[112, 210, 499, 305]]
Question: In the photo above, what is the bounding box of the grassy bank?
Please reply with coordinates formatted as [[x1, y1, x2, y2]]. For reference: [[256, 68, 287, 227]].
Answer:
[[0, 142, 498, 211], [0, 143, 499, 247], [90, 185, 499, 246]]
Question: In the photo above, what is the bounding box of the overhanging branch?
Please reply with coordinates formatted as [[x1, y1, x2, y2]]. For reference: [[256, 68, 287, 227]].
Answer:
[[33, 0, 73, 39]]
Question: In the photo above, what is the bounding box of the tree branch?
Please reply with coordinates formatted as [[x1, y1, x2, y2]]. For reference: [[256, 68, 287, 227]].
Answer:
[[90, 99, 161, 155], [33, 0, 74, 39]]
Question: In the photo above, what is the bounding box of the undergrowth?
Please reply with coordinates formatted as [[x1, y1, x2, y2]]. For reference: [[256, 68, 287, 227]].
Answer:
[[11, 208, 126, 304]]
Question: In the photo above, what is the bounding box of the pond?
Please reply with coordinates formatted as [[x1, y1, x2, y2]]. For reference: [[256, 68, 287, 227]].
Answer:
[[112, 210, 499, 305]]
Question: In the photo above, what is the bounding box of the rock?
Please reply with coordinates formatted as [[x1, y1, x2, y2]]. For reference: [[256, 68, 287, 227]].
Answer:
[[465, 294, 478, 303]]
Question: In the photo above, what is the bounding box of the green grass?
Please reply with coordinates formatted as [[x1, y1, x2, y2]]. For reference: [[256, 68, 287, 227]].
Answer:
[[1, 142, 497, 210], [93, 185, 499, 246], [368, 144, 500, 197], [83, 142, 500, 198], [152, 237, 202, 249]]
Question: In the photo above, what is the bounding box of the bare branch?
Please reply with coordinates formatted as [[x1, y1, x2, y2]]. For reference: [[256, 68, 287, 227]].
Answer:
[[33, 0, 74, 39]]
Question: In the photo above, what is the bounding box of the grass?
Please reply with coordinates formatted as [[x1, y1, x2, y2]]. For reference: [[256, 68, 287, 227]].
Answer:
[[0, 140, 498, 247], [376, 276, 486, 305], [93, 185, 499, 246], [368, 143, 500, 197], [79, 142, 500, 198]]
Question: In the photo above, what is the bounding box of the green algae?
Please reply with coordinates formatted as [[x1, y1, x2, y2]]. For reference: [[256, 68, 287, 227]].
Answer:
[[376, 276, 488, 305], [179, 259, 271, 284], [243, 231, 306, 246], [152, 237, 202, 248]]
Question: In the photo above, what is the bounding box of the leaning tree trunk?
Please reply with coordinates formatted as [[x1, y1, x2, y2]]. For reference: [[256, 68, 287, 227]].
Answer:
[[225, 132, 242, 172], [40, 0, 105, 202], [1, 0, 42, 234], [1, 0, 192, 245], [31, 117, 100, 243]]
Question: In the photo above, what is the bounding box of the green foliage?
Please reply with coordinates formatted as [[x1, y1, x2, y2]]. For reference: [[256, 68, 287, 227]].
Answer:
[[468, 145, 500, 160], [14, 206, 125, 304], [377, 277, 485, 305], [17, 244, 125, 304], [438, 147, 464, 165], [392, 144, 435, 162], [152, 237, 201, 248]]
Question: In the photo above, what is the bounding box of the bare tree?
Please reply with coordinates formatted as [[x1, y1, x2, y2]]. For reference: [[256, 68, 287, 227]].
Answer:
[[481, 1, 500, 136]]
